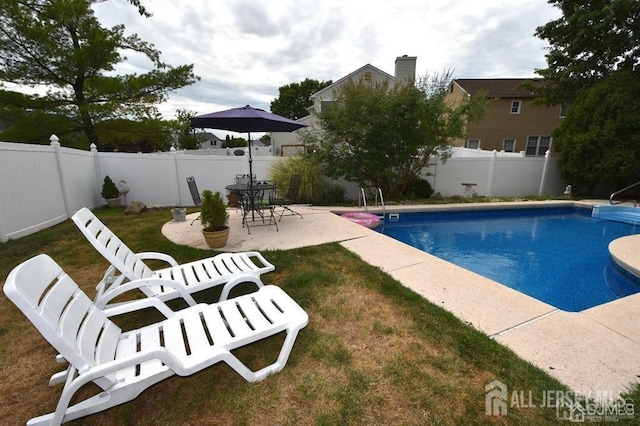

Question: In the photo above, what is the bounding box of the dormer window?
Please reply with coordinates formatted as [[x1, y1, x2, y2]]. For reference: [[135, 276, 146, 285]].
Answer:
[[510, 100, 521, 114]]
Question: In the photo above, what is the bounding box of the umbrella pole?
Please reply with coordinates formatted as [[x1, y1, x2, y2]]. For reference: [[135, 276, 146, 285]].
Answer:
[[248, 130, 255, 221]]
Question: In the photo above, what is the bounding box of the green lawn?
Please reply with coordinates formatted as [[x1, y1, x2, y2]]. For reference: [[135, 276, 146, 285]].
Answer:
[[0, 207, 637, 425]]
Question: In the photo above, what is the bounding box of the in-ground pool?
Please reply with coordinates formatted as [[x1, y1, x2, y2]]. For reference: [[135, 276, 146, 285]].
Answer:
[[378, 207, 640, 311]]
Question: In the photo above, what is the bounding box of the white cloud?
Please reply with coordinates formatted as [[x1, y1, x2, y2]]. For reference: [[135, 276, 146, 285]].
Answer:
[[20, 0, 564, 127]]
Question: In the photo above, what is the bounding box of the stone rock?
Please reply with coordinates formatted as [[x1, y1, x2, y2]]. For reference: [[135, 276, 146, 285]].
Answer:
[[125, 201, 147, 215]]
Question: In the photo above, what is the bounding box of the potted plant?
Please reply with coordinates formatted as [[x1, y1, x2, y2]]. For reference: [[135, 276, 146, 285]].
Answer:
[[200, 190, 230, 248], [101, 176, 121, 208]]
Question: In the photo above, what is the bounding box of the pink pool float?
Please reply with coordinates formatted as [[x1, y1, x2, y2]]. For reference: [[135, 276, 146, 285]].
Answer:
[[341, 211, 380, 229]]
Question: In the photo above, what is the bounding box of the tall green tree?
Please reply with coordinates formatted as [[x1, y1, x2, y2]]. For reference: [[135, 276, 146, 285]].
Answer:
[[171, 109, 200, 150], [533, 0, 640, 105], [315, 72, 486, 198], [532, 0, 640, 192], [0, 0, 199, 149], [552, 70, 640, 193], [270, 78, 332, 120]]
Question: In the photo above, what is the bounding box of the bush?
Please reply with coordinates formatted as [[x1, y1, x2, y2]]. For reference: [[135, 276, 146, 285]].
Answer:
[[101, 176, 119, 199], [404, 177, 434, 199], [269, 155, 341, 204], [200, 190, 228, 231]]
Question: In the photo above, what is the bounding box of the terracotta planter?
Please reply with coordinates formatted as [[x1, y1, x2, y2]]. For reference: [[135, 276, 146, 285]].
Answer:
[[227, 194, 241, 207], [202, 226, 229, 248]]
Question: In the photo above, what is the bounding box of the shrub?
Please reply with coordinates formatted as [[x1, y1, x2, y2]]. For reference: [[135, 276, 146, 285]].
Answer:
[[101, 176, 119, 199], [200, 190, 228, 231], [269, 155, 342, 204], [404, 177, 434, 199]]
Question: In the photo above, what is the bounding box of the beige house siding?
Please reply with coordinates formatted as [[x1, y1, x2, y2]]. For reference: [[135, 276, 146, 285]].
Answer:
[[448, 79, 564, 155], [271, 56, 416, 156]]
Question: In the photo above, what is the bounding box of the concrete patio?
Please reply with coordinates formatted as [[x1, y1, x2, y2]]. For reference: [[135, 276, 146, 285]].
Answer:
[[162, 201, 640, 397]]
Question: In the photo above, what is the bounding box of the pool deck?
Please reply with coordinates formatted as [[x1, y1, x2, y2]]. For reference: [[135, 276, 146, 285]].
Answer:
[[162, 200, 640, 396]]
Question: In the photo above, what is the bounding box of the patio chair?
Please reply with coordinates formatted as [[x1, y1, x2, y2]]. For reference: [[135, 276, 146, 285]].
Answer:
[[186, 176, 203, 225], [71, 207, 275, 308], [272, 174, 303, 221], [241, 182, 279, 234], [4, 254, 308, 425]]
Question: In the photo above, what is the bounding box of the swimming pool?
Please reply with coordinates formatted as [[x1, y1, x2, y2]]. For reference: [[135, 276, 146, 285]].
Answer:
[[378, 207, 640, 311]]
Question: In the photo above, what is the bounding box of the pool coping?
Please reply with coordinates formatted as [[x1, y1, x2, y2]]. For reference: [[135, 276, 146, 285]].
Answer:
[[335, 200, 640, 396], [163, 200, 640, 396]]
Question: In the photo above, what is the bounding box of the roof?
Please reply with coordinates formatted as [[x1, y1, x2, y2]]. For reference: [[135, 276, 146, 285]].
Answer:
[[453, 78, 544, 98], [310, 63, 395, 100]]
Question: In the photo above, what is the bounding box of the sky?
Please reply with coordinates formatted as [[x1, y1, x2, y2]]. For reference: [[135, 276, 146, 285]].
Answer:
[[92, 0, 561, 122]]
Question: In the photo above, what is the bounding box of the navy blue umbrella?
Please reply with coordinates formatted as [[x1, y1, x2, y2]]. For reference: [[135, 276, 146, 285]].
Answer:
[[190, 105, 306, 186]]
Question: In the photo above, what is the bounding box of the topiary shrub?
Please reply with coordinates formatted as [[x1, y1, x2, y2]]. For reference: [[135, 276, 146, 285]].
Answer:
[[101, 176, 119, 199], [200, 190, 229, 231]]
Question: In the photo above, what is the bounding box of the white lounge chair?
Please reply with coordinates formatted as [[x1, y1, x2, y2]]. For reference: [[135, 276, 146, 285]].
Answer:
[[71, 207, 274, 307], [4, 254, 308, 425]]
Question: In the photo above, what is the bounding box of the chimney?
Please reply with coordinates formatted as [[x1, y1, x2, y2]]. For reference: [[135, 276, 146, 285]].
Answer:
[[394, 55, 417, 83]]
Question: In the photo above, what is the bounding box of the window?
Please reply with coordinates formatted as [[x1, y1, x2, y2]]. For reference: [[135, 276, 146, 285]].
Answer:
[[510, 100, 521, 114], [467, 139, 480, 149], [502, 139, 516, 152], [560, 103, 570, 118], [525, 136, 551, 156]]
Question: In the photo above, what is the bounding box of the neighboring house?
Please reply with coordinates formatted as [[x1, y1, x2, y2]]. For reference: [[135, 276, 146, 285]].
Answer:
[[195, 132, 224, 149], [271, 55, 417, 156], [447, 79, 564, 156]]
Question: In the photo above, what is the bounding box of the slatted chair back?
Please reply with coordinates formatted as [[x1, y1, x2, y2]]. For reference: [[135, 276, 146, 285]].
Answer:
[[72, 208, 155, 281], [235, 174, 256, 185], [4, 254, 120, 389], [186, 176, 202, 207]]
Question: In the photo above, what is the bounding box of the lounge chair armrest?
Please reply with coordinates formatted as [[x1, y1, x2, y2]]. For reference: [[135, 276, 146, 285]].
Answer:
[[96, 278, 198, 315], [102, 297, 175, 319], [135, 252, 179, 266]]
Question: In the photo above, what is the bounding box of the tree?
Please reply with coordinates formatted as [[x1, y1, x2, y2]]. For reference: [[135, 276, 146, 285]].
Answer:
[[270, 78, 332, 120], [171, 109, 200, 150], [532, 0, 640, 105], [552, 69, 640, 193], [315, 72, 486, 198], [0, 0, 199, 149], [531, 0, 640, 192]]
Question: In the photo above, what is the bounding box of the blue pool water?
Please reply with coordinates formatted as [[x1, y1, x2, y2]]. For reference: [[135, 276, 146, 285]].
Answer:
[[379, 207, 640, 311]]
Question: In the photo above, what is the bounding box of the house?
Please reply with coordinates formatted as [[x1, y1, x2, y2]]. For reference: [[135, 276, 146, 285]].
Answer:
[[271, 55, 417, 156], [195, 132, 224, 149], [447, 79, 564, 156]]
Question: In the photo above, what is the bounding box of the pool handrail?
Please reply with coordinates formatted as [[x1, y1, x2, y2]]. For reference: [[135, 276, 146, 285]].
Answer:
[[610, 181, 640, 207]]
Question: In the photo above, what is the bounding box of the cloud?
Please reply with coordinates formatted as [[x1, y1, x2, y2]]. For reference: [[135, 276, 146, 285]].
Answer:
[[87, 0, 562, 119]]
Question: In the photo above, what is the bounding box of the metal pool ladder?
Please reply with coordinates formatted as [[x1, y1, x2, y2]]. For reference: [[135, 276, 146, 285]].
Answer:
[[610, 181, 640, 207], [359, 187, 386, 224]]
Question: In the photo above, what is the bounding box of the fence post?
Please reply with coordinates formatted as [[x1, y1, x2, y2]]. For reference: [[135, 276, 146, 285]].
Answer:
[[171, 146, 183, 206], [90, 143, 102, 205], [486, 149, 497, 196], [538, 150, 551, 195], [50, 134, 72, 217]]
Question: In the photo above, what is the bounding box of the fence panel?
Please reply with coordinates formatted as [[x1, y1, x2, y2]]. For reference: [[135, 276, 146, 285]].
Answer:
[[0, 143, 67, 241], [58, 145, 102, 211], [0, 140, 566, 242]]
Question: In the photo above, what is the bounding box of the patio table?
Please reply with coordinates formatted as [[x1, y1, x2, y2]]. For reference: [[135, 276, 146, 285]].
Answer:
[[225, 182, 278, 233]]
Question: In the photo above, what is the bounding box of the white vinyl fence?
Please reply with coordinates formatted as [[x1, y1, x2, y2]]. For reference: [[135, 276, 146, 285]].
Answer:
[[0, 138, 566, 242], [425, 149, 565, 198]]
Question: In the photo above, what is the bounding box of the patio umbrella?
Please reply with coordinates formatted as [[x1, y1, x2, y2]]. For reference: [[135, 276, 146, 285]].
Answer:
[[190, 105, 307, 186]]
